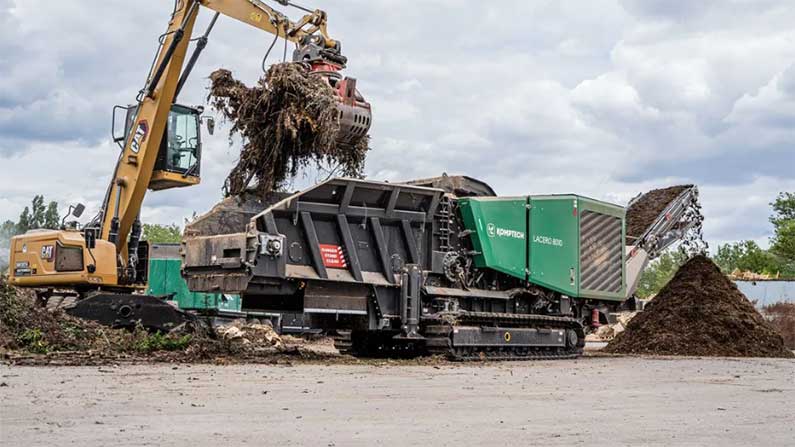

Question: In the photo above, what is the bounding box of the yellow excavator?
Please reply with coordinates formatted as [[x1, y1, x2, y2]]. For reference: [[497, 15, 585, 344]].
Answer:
[[7, 0, 371, 330]]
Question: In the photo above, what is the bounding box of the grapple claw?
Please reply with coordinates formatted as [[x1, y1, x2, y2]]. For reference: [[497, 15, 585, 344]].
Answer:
[[295, 36, 372, 148], [309, 68, 371, 148]]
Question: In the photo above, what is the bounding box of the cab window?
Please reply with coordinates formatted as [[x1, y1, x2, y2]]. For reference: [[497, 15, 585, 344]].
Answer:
[[164, 106, 200, 173]]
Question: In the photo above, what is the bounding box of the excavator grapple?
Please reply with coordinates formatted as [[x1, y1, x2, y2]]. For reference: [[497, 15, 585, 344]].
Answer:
[[325, 73, 371, 149], [295, 35, 372, 148]]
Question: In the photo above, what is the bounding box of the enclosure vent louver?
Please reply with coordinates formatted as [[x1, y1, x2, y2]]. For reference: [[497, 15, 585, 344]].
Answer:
[[579, 210, 623, 293]]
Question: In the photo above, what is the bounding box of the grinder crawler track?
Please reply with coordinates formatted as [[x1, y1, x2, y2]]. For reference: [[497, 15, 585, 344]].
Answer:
[[424, 312, 585, 361]]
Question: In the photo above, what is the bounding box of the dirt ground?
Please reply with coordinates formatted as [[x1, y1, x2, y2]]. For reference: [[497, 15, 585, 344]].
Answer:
[[1, 355, 793, 446]]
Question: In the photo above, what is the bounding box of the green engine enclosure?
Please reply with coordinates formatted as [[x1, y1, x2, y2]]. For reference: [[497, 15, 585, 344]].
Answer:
[[459, 195, 625, 301], [147, 244, 241, 312]]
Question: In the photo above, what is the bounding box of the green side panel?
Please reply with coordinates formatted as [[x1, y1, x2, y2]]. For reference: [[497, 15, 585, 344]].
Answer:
[[459, 197, 528, 280], [528, 196, 580, 296], [458, 194, 626, 300], [147, 258, 169, 297], [147, 258, 241, 311]]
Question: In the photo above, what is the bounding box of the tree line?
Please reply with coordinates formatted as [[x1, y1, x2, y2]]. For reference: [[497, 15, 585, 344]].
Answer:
[[1, 196, 183, 271], [0, 195, 61, 244]]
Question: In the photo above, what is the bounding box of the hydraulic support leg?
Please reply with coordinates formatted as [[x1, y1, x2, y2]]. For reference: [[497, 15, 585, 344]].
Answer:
[[398, 264, 422, 339]]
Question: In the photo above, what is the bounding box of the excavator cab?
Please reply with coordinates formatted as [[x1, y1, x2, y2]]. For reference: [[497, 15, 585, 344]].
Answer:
[[150, 104, 205, 190], [115, 104, 206, 191]]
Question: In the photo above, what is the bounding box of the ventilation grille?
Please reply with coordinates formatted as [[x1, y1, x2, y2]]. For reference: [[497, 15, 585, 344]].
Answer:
[[580, 210, 623, 293]]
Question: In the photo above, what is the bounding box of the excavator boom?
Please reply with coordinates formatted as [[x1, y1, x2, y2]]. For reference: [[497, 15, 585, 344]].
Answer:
[[8, 0, 370, 305]]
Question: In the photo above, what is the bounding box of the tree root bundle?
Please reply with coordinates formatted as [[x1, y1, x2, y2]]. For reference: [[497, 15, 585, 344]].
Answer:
[[208, 63, 369, 196]]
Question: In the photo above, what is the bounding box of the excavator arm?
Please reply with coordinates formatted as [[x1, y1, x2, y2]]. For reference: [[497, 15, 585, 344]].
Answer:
[[9, 0, 368, 293], [100, 2, 199, 276], [199, 0, 336, 47], [99, 0, 364, 286]]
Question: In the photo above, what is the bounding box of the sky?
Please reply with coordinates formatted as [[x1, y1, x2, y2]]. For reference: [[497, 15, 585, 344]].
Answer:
[[1, 0, 794, 250]]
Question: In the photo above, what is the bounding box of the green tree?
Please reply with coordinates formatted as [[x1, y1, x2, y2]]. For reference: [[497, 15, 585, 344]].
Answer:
[[1, 197, 60, 272], [44, 201, 60, 230], [713, 242, 741, 273], [770, 192, 795, 224], [0, 220, 14, 271], [635, 250, 689, 298], [770, 192, 795, 267], [712, 240, 785, 275], [0, 220, 15, 244], [16, 207, 31, 234], [29, 195, 45, 229], [142, 223, 182, 243], [770, 221, 795, 266], [11, 196, 60, 234]]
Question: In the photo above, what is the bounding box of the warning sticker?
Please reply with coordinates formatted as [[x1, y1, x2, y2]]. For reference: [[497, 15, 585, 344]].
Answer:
[[319, 244, 347, 268]]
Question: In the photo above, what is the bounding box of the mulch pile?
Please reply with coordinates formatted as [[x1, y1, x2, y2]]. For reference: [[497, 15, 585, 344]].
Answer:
[[208, 63, 369, 197], [605, 255, 794, 358], [626, 185, 691, 238]]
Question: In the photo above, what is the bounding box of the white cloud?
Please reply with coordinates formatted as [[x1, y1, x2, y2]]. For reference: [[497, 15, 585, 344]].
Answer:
[[725, 66, 795, 128], [0, 0, 793, 251], [700, 176, 795, 249]]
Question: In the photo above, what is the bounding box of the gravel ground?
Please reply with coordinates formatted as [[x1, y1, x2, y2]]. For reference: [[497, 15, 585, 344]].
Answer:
[[1, 355, 793, 446]]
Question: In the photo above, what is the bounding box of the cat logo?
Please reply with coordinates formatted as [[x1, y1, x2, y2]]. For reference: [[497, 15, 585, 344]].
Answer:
[[130, 120, 149, 154], [40, 245, 54, 261]]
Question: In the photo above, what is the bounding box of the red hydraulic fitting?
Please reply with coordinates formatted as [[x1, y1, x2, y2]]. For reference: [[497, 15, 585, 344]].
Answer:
[[591, 308, 601, 328]]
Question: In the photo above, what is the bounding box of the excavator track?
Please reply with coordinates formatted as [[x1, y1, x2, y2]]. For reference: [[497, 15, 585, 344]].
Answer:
[[424, 311, 585, 361], [61, 292, 193, 333]]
